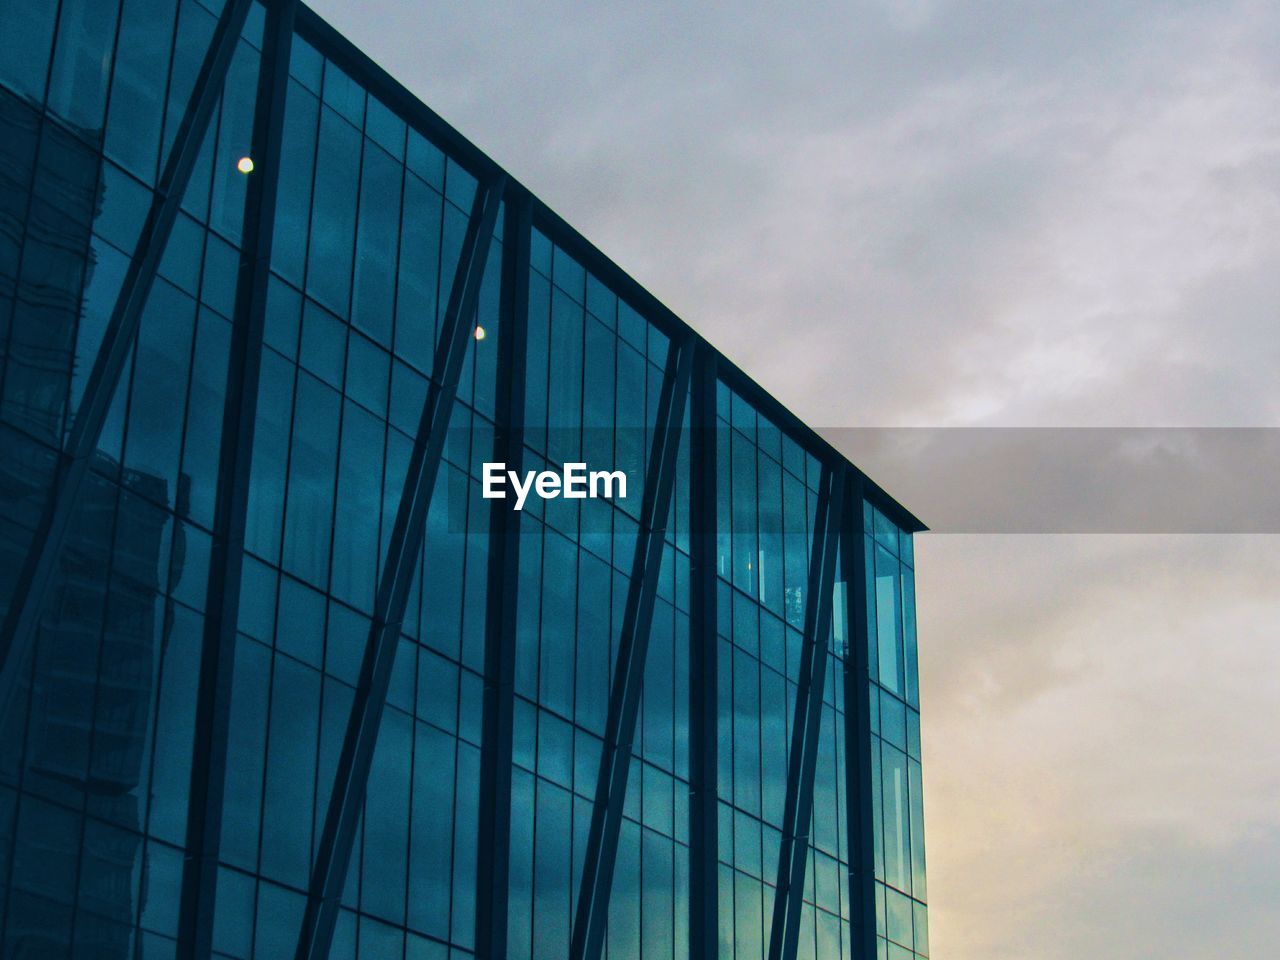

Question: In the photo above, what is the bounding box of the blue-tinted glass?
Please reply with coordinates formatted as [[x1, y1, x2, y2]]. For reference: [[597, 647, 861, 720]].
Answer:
[[255, 883, 305, 958], [96, 163, 150, 254], [325, 601, 368, 686], [609, 819, 641, 959], [409, 722, 454, 939], [244, 349, 295, 562], [366, 96, 406, 160], [212, 867, 254, 957], [158, 213, 203, 294], [181, 309, 229, 527], [0, 0, 58, 101], [237, 554, 277, 642], [881, 744, 910, 894], [732, 646, 760, 817], [46, 0, 120, 132], [734, 871, 763, 960], [272, 80, 319, 285], [903, 572, 919, 707], [406, 129, 445, 191], [618, 300, 645, 353], [124, 281, 194, 497], [276, 573, 324, 667], [873, 506, 898, 552], [265, 275, 302, 358], [532, 780, 571, 960], [289, 35, 322, 92], [221, 638, 269, 870], [914, 901, 930, 956], [730, 429, 757, 596], [451, 742, 480, 947], [575, 550, 610, 733], [306, 107, 361, 315], [362, 708, 411, 922], [551, 244, 585, 302], [909, 757, 927, 902], [332, 400, 384, 611], [163, 0, 216, 169], [261, 654, 319, 886], [885, 885, 913, 949], [642, 830, 675, 958], [874, 546, 903, 695], [880, 691, 907, 750], [282, 372, 340, 588], [760, 666, 787, 824], [538, 530, 576, 719], [208, 38, 259, 244], [396, 172, 443, 372], [144, 604, 201, 845], [444, 156, 477, 213], [202, 231, 238, 317], [352, 139, 401, 346], [586, 274, 616, 327], [322, 59, 365, 127], [644, 600, 676, 771], [299, 298, 346, 387], [421, 469, 464, 660], [346, 331, 390, 417]]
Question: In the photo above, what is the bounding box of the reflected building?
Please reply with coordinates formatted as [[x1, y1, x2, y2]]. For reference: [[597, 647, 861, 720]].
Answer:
[[0, 3, 932, 960]]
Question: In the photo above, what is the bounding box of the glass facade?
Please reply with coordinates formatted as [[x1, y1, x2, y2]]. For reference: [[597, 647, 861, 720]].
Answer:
[[0, 2, 929, 959]]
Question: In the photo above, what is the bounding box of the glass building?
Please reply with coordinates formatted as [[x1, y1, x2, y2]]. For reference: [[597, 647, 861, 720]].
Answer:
[[0, 2, 929, 959]]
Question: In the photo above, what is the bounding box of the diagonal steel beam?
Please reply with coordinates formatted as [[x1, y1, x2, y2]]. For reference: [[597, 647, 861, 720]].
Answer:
[[687, 342, 720, 960], [473, 188, 531, 960], [176, 1, 298, 957], [0, 0, 255, 719], [293, 172, 506, 960], [767, 462, 846, 960], [570, 329, 695, 960]]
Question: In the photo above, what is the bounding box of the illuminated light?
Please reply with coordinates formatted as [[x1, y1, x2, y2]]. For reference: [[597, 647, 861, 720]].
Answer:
[[237, 156, 255, 174], [474, 325, 486, 341]]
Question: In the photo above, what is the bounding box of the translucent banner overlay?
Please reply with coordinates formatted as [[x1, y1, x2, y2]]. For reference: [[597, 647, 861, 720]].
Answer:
[[824, 427, 1280, 533]]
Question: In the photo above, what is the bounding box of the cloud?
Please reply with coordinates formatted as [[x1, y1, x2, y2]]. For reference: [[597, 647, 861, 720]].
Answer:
[[919, 533, 1280, 959]]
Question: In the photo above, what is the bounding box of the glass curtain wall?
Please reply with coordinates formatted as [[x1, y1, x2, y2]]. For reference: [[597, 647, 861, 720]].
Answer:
[[714, 382, 856, 960], [506, 230, 692, 960], [0, 1, 927, 958], [864, 503, 929, 960], [0, 0, 265, 953], [208, 31, 502, 959]]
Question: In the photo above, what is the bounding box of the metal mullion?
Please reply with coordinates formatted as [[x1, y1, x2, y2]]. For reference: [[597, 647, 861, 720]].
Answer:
[[570, 330, 695, 960], [474, 187, 531, 960], [176, 1, 299, 956], [842, 472, 877, 960], [688, 343, 719, 960], [0, 0, 256, 723], [294, 171, 506, 960], [766, 462, 846, 960]]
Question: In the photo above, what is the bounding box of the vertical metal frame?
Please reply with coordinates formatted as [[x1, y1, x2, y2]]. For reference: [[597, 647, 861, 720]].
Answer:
[[293, 172, 506, 960], [843, 473, 879, 960], [176, 1, 298, 955], [766, 461, 847, 960], [687, 343, 720, 960], [569, 331, 695, 960], [473, 187, 532, 960], [0, 0, 256, 717]]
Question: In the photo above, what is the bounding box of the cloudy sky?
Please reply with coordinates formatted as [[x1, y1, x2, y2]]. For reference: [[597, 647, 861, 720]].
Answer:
[[307, 1, 1280, 956]]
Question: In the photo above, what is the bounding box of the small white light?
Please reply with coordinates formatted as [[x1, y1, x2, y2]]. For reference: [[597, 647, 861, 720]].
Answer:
[[237, 156, 255, 174], [474, 325, 486, 341]]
